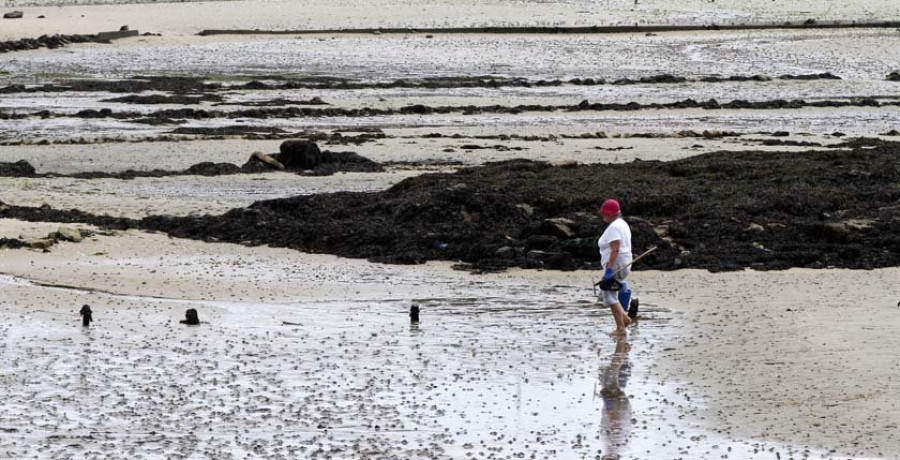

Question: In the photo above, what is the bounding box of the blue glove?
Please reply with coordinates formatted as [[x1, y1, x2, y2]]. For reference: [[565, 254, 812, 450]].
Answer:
[[602, 268, 615, 282]]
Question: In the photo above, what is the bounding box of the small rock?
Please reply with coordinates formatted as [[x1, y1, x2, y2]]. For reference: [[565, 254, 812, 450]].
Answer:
[[543, 218, 577, 239], [180, 308, 200, 325], [27, 238, 54, 250], [120, 25, 129, 31], [3, 11, 23, 19], [554, 160, 578, 169], [544, 252, 575, 270], [653, 225, 670, 238], [745, 223, 765, 232], [55, 226, 83, 242]]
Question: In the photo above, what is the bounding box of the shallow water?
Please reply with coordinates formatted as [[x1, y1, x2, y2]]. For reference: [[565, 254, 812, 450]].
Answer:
[[5, 30, 900, 81], [2, 29, 898, 141], [0, 273, 856, 459]]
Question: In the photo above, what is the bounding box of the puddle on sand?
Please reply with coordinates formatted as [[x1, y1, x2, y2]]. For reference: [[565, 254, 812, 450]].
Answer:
[[0, 275, 870, 459]]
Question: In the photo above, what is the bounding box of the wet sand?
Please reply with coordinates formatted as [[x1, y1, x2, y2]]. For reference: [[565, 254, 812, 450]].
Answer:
[[2, 1, 900, 458], [2, 0, 899, 40], [1, 219, 897, 458]]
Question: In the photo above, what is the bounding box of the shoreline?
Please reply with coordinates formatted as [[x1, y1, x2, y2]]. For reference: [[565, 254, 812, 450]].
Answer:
[[199, 20, 900, 36]]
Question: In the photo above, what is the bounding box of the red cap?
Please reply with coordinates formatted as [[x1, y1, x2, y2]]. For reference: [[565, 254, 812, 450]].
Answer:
[[600, 199, 620, 217]]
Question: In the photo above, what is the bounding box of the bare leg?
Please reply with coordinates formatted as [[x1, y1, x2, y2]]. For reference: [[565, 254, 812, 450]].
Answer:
[[614, 302, 631, 327], [609, 303, 630, 335]]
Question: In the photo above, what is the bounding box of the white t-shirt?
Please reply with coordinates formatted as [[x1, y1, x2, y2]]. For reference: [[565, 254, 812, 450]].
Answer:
[[598, 217, 633, 267]]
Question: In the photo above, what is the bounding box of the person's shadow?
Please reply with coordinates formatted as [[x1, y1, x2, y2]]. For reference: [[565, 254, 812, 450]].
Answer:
[[598, 337, 632, 459]]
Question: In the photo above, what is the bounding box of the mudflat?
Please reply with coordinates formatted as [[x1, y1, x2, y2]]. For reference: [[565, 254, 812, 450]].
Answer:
[[1, 1, 899, 459]]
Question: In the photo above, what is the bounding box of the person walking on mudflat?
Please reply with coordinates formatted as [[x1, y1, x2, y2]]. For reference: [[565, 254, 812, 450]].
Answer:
[[598, 199, 633, 336]]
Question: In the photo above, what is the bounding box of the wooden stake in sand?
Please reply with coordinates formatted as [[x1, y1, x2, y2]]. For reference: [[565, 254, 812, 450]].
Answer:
[[180, 308, 200, 325], [80, 305, 93, 327]]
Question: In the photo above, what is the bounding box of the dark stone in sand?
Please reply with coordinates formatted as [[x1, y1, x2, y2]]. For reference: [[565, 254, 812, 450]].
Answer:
[[180, 308, 200, 325], [270, 141, 384, 174], [279, 140, 323, 169], [0, 238, 27, 249], [3, 11, 23, 19], [0, 160, 36, 177], [80, 305, 93, 327], [185, 162, 242, 176]]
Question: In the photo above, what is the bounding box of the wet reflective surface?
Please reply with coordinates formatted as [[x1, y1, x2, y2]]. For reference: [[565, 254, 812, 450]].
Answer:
[[0, 269, 861, 460], [599, 338, 632, 459]]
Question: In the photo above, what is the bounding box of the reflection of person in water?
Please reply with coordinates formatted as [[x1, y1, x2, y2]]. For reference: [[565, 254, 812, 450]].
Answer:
[[600, 338, 632, 459]]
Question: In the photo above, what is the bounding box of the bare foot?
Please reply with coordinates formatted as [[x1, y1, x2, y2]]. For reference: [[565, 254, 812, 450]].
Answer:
[[610, 328, 627, 337], [622, 316, 632, 327]]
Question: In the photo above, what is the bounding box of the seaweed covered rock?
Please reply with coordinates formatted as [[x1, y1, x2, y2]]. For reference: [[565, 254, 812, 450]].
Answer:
[[243, 141, 384, 174], [5, 140, 900, 273], [185, 162, 242, 176], [133, 141, 900, 272], [0, 160, 36, 177], [279, 140, 323, 169]]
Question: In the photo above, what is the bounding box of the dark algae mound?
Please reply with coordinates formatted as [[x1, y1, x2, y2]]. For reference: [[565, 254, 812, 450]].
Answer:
[[3, 141, 899, 273], [0, 160, 37, 177], [102, 94, 223, 105], [9, 97, 896, 123]]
